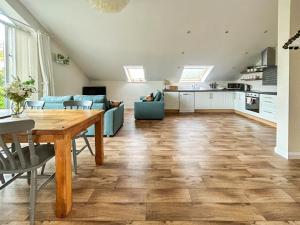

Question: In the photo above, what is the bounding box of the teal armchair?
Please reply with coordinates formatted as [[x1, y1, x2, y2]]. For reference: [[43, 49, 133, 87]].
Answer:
[[42, 95, 124, 136], [134, 91, 164, 120]]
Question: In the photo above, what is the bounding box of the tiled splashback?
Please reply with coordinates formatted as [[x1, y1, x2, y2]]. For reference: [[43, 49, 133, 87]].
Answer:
[[176, 80, 277, 92]]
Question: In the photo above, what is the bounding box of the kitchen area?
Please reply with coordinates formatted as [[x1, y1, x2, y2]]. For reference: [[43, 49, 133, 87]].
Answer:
[[164, 47, 278, 127]]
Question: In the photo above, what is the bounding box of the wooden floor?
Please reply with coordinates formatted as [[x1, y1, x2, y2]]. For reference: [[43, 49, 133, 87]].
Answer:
[[1, 111, 300, 225]]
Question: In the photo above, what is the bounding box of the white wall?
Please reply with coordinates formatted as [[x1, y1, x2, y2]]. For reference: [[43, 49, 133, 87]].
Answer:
[[90, 80, 164, 109], [288, 0, 300, 152], [51, 41, 89, 96], [276, 0, 300, 158]]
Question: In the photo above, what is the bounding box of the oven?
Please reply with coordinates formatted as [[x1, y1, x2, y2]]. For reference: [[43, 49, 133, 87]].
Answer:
[[246, 92, 260, 113]]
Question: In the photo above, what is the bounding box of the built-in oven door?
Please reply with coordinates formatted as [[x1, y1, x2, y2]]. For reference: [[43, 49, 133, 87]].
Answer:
[[246, 95, 260, 113]]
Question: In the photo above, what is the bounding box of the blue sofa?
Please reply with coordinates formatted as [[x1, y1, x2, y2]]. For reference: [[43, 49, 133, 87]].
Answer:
[[42, 95, 124, 137], [134, 91, 164, 120]]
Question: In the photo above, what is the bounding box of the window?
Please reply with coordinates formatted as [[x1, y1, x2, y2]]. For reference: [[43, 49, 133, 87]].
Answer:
[[179, 65, 214, 83], [124, 66, 146, 82]]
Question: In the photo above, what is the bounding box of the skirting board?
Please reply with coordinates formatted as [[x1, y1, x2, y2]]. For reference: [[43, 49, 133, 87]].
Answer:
[[165, 109, 180, 113], [234, 110, 277, 128], [164, 109, 276, 128], [275, 147, 300, 159], [195, 109, 234, 113]]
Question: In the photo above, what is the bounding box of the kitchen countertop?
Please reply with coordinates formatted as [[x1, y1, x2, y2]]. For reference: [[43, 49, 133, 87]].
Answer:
[[163, 89, 277, 95]]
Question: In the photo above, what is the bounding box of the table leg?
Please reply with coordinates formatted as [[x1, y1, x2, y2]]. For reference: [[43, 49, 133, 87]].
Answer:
[[54, 134, 72, 218], [95, 116, 104, 165]]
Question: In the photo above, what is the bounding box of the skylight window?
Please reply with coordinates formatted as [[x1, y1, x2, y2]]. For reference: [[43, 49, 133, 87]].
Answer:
[[124, 66, 146, 82], [179, 65, 214, 82]]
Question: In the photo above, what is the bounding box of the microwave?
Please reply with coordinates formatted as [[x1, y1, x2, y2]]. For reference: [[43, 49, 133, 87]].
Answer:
[[228, 83, 245, 90]]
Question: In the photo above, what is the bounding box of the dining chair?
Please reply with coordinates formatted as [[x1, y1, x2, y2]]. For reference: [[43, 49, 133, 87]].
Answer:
[[26, 100, 45, 109], [0, 119, 55, 225], [63, 100, 94, 174], [25, 100, 48, 175]]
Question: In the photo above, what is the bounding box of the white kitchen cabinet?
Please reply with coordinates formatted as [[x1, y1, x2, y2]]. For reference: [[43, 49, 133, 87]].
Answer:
[[179, 92, 195, 112], [164, 91, 179, 110], [195, 92, 211, 109], [211, 92, 226, 109], [195, 91, 234, 109], [225, 92, 235, 109], [259, 94, 277, 122], [234, 92, 246, 112]]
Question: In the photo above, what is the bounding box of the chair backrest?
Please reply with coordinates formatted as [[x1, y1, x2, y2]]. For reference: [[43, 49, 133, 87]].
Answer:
[[26, 101, 45, 109], [0, 119, 38, 172], [63, 100, 93, 110]]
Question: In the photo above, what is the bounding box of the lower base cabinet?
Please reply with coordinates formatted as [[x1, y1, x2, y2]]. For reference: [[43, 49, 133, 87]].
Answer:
[[164, 92, 179, 110], [164, 91, 277, 124], [195, 92, 234, 109]]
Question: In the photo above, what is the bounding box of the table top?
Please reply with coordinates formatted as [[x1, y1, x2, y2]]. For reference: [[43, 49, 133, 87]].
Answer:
[[0, 109, 11, 119], [1, 109, 104, 135]]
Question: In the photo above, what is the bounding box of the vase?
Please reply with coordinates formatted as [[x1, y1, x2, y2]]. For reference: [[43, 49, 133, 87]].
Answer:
[[11, 101, 25, 118]]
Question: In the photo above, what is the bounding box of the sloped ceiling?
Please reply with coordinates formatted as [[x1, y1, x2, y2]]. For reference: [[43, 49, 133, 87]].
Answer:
[[20, 0, 278, 81]]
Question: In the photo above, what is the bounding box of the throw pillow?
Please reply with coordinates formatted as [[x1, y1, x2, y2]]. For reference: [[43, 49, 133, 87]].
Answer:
[[143, 93, 154, 102], [109, 100, 122, 108], [154, 91, 162, 101]]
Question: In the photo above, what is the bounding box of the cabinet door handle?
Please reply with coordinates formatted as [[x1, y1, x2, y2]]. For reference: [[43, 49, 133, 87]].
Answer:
[[263, 110, 273, 114], [263, 101, 274, 104]]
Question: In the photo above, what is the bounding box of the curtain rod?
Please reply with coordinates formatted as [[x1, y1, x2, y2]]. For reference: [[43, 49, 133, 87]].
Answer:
[[0, 12, 49, 37]]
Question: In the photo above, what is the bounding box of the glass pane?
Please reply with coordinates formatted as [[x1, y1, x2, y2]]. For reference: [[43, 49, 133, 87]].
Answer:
[[180, 66, 214, 82], [124, 66, 146, 82], [0, 23, 5, 109]]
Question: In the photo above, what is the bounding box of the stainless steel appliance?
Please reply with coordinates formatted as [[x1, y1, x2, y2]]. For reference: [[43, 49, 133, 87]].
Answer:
[[246, 92, 260, 113], [227, 83, 245, 90], [244, 84, 251, 91]]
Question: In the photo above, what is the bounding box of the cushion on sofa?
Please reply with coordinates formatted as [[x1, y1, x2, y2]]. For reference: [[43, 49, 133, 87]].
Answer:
[[42, 96, 73, 103], [73, 95, 108, 110], [154, 91, 162, 101]]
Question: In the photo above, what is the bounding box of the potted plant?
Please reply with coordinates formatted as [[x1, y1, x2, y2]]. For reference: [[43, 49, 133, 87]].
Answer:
[[4, 76, 36, 117]]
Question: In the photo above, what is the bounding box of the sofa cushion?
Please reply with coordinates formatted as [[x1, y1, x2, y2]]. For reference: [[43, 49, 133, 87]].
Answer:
[[42, 96, 73, 103], [73, 95, 106, 103], [154, 91, 162, 101], [73, 95, 108, 110]]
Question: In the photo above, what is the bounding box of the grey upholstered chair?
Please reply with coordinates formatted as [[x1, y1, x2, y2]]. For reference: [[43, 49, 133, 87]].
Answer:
[[26, 101, 45, 109], [26, 100, 45, 109], [25, 100, 47, 175], [63, 100, 94, 174], [0, 119, 55, 225]]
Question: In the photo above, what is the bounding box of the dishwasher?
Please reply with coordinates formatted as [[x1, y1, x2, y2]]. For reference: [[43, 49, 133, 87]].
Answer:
[[179, 92, 195, 112]]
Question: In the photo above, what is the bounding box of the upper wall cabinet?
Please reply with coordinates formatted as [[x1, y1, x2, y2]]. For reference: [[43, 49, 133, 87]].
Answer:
[[263, 66, 277, 86]]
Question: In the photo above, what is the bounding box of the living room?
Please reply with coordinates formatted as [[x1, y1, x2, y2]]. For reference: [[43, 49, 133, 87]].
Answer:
[[1, 0, 300, 224]]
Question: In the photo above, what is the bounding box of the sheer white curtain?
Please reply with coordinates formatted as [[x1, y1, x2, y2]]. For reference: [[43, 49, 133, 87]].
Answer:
[[37, 32, 55, 96], [14, 28, 39, 99]]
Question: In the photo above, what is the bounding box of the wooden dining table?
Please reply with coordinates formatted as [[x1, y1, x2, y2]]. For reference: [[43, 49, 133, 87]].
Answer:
[[2, 109, 104, 218]]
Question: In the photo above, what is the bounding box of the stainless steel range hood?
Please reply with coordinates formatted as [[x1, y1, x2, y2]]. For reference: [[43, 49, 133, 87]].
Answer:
[[261, 47, 276, 67]]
